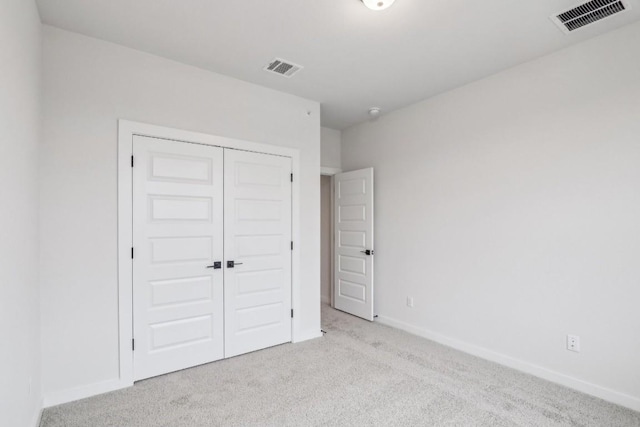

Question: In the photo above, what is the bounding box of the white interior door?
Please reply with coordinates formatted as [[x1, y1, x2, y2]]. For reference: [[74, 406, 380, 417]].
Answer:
[[334, 168, 374, 321], [133, 136, 224, 380], [224, 149, 292, 357]]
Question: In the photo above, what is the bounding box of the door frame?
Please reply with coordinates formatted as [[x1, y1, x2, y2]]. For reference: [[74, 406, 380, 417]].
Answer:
[[117, 120, 301, 387], [320, 167, 341, 308]]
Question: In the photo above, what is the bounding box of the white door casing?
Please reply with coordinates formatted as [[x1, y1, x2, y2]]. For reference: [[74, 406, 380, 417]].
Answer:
[[132, 136, 224, 380], [224, 149, 293, 357], [333, 168, 374, 321]]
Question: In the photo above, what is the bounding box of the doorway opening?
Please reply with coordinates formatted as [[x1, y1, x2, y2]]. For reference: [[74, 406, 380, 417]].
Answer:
[[321, 167, 375, 320], [320, 174, 333, 306]]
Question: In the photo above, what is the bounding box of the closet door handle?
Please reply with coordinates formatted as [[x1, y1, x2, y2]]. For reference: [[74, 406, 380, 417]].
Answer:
[[227, 261, 243, 268], [206, 261, 222, 269]]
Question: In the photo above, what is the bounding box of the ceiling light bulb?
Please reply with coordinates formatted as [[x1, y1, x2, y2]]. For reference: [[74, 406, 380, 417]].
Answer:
[[361, 0, 395, 11]]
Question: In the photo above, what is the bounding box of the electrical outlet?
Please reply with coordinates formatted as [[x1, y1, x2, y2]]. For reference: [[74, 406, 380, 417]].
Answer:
[[406, 297, 414, 308], [567, 334, 580, 352]]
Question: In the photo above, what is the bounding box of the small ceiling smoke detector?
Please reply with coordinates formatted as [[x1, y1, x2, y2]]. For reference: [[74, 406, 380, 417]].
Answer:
[[551, 0, 630, 33], [263, 58, 303, 78], [361, 0, 396, 11], [368, 107, 382, 119]]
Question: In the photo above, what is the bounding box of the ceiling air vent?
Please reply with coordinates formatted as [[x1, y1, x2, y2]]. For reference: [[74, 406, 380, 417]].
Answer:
[[552, 0, 630, 33], [263, 58, 303, 78]]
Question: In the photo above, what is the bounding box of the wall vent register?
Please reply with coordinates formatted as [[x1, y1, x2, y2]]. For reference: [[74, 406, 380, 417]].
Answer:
[[552, 0, 630, 33], [263, 58, 303, 78]]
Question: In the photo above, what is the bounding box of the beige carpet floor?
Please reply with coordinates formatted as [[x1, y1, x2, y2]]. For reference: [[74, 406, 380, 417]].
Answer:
[[41, 305, 640, 426]]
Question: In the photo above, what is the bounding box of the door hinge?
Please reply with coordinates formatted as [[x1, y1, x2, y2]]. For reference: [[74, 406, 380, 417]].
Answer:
[[290, 173, 293, 182], [131, 155, 134, 167], [291, 241, 293, 251], [132, 339, 135, 351], [131, 247, 134, 259], [291, 309, 294, 318]]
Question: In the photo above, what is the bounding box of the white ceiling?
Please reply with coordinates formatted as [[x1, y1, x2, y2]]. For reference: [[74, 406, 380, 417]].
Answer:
[[36, 0, 640, 129]]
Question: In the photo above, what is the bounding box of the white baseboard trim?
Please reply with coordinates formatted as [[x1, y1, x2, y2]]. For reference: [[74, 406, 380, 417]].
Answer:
[[293, 329, 323, 343], [43, 378, 132, 408], [376, 314, 640, 412]]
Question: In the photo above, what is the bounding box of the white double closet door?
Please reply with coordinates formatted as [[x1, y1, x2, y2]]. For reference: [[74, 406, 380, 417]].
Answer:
[[132, 135, 292, 381]]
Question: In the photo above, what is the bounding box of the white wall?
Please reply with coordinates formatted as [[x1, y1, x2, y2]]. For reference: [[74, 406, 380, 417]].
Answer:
[[0, 1, 42, 426], [41, 26, 320, 403], [321, 127, 341, 169], [342, 21, 640, 410]]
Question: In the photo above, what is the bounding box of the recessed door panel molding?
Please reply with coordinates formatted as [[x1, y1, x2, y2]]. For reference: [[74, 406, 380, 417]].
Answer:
[[338, 279, 366, 302], [339, 204, 366, 222], [338, 178, 366, 197], [338, 255, 366, 276], [148, 195, 213, 222], [133, 135, 224, 381], [338, 230, 366, 249], [236, 302, 283, 333], [236, 199, 283, 222], [149, 315, 213, 351], [236, 269, 284, 295], [149, 236, 213, 264], [334, 168, 374, 321], [235, 162, 282, 187], [149, 276, 213, 308], [236, 235, 282, 258], [149, 152, 213, 184], [224, 149, 292, 358]]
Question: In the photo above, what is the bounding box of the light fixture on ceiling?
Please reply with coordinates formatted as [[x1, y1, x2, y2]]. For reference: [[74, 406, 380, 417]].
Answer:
[[361, 0, 396, 11], [368, 107, 382, 119]]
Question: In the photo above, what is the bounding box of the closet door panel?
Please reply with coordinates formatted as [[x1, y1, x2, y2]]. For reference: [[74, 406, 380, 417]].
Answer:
[[132, 136, 224, 380], [223, 149, 292, 357]]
